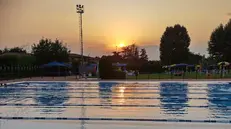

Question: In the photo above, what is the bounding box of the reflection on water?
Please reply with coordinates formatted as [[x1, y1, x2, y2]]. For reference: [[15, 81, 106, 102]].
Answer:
[[99, 83, 152, 107], [98, 82, 128, 108], [99, 82, 118, 105], [2, 81, 231, 126], [0, 84, 24, 102], [34, 82, 69, 113], [160, 82, 188, 115], [98, 82, 189, 115], [117, 87, 125, 104], [208, 83, 231, 118]]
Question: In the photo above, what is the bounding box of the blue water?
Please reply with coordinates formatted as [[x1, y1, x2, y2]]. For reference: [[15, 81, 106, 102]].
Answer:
[[0, 81, 231, 123]]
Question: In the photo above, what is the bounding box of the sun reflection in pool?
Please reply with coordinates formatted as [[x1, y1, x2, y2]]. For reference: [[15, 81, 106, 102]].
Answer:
[[118, 87, 125, 104]]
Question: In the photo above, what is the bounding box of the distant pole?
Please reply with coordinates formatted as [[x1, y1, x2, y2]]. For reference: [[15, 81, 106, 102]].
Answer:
[[76, 4, 84, 66]]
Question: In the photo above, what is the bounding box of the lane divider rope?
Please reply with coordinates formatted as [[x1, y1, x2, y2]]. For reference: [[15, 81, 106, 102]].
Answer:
[[0, 116, 230, 124], [0, 92, 211, 94], [0, 88, 210, 90], [0, 103, 231, 108], [5, 86, 210, 88], [0, 96, 230, 101]]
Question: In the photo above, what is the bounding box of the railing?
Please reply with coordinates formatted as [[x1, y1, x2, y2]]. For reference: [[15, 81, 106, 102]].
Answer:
[[0, 65, 41, 80], [0, 65, 98, 81], [1, 65, 230, 81], [126, 71, 231, 80]]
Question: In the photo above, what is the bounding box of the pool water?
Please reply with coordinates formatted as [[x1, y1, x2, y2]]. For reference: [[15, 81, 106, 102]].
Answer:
[[0, 81, 231, 129]]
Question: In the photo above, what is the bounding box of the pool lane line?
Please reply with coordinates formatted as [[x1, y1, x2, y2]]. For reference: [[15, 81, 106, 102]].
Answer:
[[7, 80, 231, 84], [1, 103, 231, 108], [3, 105, 231, 110], [0, 96, 230, 101], [0, 87, 210, 90], [4, 86, 209, 89], [0, 116, 230, 124], [0, 92, 220, 95], [5, 85, 210, 88]]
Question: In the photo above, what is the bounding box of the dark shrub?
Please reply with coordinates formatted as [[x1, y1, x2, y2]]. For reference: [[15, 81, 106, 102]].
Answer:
[[99, 56, 126, 79]]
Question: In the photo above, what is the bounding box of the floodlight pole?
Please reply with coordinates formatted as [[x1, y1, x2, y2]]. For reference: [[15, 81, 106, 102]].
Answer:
[[76, 4, 84, 66]]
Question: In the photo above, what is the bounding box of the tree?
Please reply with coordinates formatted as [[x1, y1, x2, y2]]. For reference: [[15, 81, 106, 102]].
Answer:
[[112, 51, 120, 57], [0, 53, 36, 65], [200, 56, 216, 69], [208, 19, 231, 62], [134, 45, 139, 60], [120, 44, 140, 70], [3, 48, 9, 53], [0, 47, 27, 54], [111, 51, 122, 63], [32, 38, 70, 64], [0, 47, 34, 66], [99, 55, 126, 79], [140, 60, 163, 73], [99, 56, 113, 79], [9, 47, 27, 53], [187, 52, 203, 64], [208, 24, 225, 61], [121, 44, 139, 60], [160, 24, 191, 65], [140, 48, 148, 61]]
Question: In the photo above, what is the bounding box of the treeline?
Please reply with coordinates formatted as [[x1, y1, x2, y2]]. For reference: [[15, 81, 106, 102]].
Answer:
[[208, 19, 231, 62], [0, 47, 27, 54], [99, 44, 163, 79], [0, 38, 70, 65], [159, 19, 231, 67], [159, 24, 203, 65], [0, 38, 70, 79]]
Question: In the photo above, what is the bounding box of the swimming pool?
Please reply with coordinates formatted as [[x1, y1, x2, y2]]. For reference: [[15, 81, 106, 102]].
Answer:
[[0, 81, 231, 129]]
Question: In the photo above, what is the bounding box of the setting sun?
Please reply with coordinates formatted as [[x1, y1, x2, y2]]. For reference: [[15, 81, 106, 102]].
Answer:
[[118, 42, 126, 48]]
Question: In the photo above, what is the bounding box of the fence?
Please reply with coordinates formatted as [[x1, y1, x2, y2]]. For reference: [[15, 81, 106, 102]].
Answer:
[[1, 65, 231, 81], [0, 65, 97, 81], [0, 65, 42, 80], [126, 71, 231, 80]]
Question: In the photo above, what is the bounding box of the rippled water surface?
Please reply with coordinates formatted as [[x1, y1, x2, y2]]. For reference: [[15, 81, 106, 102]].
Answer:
[[0, 81, 231, 128]]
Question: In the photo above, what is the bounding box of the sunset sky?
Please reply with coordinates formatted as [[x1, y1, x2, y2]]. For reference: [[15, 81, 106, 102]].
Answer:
[[0, 0, 231, 60]]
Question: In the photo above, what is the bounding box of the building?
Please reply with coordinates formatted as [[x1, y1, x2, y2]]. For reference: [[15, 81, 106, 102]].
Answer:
[[69, 53, 100, 64], [69, 53, 100, 75]]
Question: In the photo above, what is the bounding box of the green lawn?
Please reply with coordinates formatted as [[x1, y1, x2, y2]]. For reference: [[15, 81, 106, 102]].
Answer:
[[126, 72, 231, 80]]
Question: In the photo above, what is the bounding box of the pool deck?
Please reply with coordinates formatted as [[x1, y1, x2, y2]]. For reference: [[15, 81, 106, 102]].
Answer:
[[1, 76, 231, 84], [2, 120, 231, 129]]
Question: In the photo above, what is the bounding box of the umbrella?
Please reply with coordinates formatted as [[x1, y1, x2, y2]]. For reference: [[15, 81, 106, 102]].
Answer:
[[217, 62, 230, 66], [41, 61, 66, 68], [63, 63, 72, 68]]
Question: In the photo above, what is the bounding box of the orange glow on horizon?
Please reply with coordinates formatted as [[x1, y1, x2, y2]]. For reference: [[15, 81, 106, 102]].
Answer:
[[119, 42, 125, 48]]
